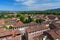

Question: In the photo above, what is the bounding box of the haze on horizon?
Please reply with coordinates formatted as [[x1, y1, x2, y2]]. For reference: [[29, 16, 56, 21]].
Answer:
[[0, 0, 60, 11]]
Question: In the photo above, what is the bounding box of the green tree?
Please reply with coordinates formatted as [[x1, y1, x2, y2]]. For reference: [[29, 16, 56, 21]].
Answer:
[[16, 14, 25, 23], [36, 18, 43, 23], [24, 16, 34, 23], [5, 25, 13, 29]]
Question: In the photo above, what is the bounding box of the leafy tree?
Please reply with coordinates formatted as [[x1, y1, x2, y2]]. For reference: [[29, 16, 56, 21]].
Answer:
[[36, 18, 43, 23], [24, 16, 34, 23], [16, 14, 21, 17], [5, 25, 13, 29], [20, 16, 25, 23], [8, 26, 13, 29], [16, 14, 25, 23], [0, 14, 4, 19]]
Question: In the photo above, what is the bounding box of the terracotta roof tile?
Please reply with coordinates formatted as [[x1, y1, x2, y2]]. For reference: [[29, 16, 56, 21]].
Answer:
[[0, 20, 5, 26], [47, 15, 57, 20], [0, 30, 21, 37], [5, 18, 23, 27], [26, 24, 49, 33], [52, 21, 60, 28], [46, 29, 60, 39], [0, 28, 5, 33]]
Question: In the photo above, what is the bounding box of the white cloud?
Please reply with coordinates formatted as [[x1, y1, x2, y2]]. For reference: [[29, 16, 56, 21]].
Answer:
[[22, 0, 36, 6], [15, 0, 25, 2], [27, 2, 60, 11], [55, 0, 60, 1], [15, 0, 20, 2], [14, 0, 52, 6], [15, 0, 37, 6], [44, 0, 50, 1], [14, 0, 60, 11]]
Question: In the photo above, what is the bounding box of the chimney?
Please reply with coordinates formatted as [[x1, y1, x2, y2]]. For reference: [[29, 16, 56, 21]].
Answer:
[[12, 30, 16, 37]]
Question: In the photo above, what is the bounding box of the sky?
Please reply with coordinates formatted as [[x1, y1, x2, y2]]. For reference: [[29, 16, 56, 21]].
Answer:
[[0, 0, 60, 11]]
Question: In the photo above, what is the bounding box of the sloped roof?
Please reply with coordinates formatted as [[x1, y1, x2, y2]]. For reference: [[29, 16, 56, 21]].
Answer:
[[46, 29, 60, 39], [47, 15, 57, 20], [26, 24, 49, 33], [0, 29, 21, 38]]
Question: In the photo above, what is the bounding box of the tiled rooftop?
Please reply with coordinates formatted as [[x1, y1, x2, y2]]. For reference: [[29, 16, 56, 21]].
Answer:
[[47, 14, 57, 20], [46, 29, 60, 39], [0, 20, 5, 26], [26, 24, 49, 33], [5, 18, 23, 26], [0, 29, 21, 38], [51, 20, 60, 28]]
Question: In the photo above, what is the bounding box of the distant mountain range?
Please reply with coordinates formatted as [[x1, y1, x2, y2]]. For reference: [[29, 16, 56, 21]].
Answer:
[[44, 8, 60, 12], [0, 8, 60, 12]]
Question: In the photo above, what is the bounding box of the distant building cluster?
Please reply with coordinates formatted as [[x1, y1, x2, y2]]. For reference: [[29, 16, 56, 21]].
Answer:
[[0, 14, 60, 40]]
